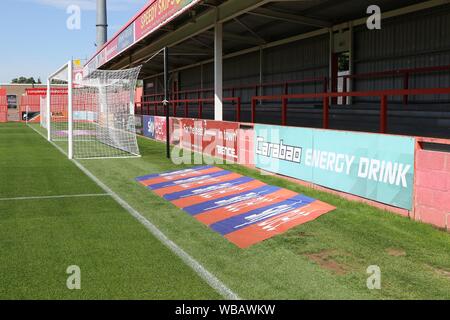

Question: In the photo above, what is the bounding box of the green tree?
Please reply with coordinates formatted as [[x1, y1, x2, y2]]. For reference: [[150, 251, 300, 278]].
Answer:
[[11, 77, 37, 84]]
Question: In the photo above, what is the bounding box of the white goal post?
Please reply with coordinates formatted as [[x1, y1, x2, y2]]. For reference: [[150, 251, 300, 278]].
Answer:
[[43, 60, 142, 159]]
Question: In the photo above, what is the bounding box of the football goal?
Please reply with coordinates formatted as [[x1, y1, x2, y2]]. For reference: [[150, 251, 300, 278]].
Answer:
[[41, 60, 142, 159]]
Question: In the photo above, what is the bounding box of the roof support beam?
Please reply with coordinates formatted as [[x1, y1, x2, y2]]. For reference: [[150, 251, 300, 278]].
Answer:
[[142, 0, 450, 81], [170, 44, 213, 55], [204, 30, 265, 46], [109, 0, 271, 70], [190, 36, 214, 50], [248, 7, 332, 28], [233, 17, 267, 44]]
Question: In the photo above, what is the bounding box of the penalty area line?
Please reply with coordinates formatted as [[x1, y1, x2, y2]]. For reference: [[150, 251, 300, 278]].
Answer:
[[26, 123, 240, 301]]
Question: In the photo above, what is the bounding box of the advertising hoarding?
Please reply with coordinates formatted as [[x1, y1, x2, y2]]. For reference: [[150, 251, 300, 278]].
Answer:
[[143, 115, 155, 139], [255, 124, 415, 210], [154, 116, 167, 141], [135, 0, 199, 42], [176, 119, 240, 163], [84, 0, 201, 75]]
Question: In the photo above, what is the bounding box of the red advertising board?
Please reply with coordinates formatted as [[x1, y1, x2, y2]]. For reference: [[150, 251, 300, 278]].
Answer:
[[135, 0, 200, 42], [85, 0, 201, 75], [175, 118, 240, 163], [106, 37, 119, 61], [140, 116, 252, 164], [154, 116, 167, 141], [25, 88, 67, 96]]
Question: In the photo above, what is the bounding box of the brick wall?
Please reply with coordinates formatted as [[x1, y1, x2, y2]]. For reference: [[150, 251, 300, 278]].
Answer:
[[0, 96, 7, 123], [414, 138, 450, 230]]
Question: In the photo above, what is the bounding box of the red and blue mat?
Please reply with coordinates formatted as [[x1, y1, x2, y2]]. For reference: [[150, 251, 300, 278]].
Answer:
[[136, 166, 335, 248]]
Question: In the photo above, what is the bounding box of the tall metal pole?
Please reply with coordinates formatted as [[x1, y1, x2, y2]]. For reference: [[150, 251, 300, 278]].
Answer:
[[96, 0, 108, 48], [164, 47, 170, 159]]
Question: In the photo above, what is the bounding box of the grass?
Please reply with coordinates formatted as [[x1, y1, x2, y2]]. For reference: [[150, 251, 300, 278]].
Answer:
[[0, 123, 221, 299], [5, 122, 450, 299], [49, 121, 134, 158]]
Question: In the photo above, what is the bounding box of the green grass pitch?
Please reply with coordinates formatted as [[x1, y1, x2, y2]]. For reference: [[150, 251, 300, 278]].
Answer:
[[0, 123, 221, 299], [2, 122, 450, 299]]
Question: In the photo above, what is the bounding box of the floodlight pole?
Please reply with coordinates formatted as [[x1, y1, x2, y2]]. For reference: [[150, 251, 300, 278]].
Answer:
[[164, 47, 170, 160]]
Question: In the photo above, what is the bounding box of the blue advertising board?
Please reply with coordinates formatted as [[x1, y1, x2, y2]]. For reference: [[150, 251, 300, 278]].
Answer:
[[143, 115, 155, 140], [254, 124, 415, 210], [118, 23, 135, 52]]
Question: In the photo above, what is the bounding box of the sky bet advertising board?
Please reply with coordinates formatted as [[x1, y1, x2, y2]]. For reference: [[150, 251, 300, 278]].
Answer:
[[143, 116, 167, 142], [254, 124, 415, 210], [143, 115, 155, 140]]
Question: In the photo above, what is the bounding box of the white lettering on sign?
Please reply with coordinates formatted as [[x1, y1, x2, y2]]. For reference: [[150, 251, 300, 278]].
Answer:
[[305, 149, 355, 175], [256, 137, 302, 164], [358, 157, 411, 188], [256, 136, 412, 188]]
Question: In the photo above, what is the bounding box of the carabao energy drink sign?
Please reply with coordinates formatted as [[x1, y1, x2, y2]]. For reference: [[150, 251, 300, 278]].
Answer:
[[254, 124, 415, 210]]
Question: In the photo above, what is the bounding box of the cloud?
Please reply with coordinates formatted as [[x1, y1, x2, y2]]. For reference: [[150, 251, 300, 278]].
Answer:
[[28, 0, 147, 11]]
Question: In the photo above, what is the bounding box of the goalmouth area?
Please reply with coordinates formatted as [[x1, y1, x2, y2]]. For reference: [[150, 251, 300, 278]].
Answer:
[[2, 121, 450, 300], [0, 123, 221, 299]]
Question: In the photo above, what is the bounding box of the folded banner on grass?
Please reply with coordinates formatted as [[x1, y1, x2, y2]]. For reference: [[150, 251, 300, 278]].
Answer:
[[136, 166, 335, 248]]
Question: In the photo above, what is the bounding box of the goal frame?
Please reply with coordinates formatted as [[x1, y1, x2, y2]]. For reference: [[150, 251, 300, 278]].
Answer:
[[47, 60, 74, 159], [46, 61, 141, 160]]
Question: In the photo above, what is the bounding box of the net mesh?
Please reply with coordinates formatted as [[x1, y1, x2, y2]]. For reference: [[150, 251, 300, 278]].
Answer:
[[42, 65, 142, 159], [40, 96, 46, 129]]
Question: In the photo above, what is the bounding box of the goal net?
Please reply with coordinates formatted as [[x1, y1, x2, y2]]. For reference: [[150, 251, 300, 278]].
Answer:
[[42, 61, 142, 159]]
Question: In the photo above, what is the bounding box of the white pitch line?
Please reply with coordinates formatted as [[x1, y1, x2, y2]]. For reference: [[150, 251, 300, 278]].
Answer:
[[0, 194, 110, 201], [27, 124, 240, 300]]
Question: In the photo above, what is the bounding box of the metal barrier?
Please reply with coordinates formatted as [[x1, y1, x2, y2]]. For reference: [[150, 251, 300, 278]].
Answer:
[[143, 77, 328, 101], [340, 65, 450, 105], [138, 97, 242, 122], [251, 87, 450, 133], [143, 64, 450, 106]]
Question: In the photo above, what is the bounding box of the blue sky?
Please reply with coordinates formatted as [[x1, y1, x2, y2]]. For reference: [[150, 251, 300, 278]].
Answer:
[[0, 0, 147, 83]]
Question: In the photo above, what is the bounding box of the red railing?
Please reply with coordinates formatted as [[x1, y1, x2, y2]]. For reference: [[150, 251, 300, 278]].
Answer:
[[340, 65, 450, 104], [142, 65, 450, 106], [138, 97, 242, 122], [143, 77, 328, 101], [251, 87, 450, 133]]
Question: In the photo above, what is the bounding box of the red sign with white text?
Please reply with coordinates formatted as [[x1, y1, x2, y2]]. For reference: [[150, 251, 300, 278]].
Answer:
[[154, 116, 167, 141], [176, 119, 240, 163], [135, 0, 200, 42], [25, 88, 67, 96]]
